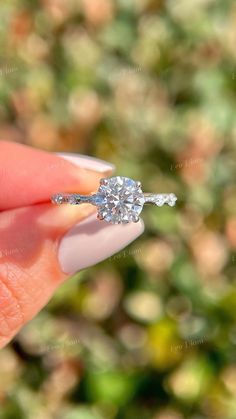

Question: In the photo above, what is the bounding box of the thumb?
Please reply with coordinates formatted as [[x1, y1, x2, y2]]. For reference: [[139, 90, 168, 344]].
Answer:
[[0, 158, 144, 349]]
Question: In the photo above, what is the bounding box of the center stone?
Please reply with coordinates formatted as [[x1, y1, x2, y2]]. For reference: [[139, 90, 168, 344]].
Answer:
[[96, 176, 145, 224]]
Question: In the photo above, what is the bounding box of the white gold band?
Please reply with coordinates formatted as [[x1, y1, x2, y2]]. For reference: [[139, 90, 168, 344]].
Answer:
[[52, 192, 177, 207]]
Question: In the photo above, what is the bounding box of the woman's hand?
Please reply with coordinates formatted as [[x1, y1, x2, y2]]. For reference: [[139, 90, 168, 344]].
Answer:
[[0, 141, 144, 348]]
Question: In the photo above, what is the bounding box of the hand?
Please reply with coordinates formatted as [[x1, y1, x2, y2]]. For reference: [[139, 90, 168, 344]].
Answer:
[[0, 141, 144, 348]]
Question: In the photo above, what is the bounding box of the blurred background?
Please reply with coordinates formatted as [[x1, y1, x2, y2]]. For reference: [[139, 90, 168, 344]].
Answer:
[[1, 0, 236, 418]]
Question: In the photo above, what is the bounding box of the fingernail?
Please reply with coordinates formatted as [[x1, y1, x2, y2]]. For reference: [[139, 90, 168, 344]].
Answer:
[[58, 213, 144, 274], [56, 152, 115, 174]]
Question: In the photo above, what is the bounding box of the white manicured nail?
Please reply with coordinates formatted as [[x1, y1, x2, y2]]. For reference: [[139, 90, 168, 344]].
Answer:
[[58, 213, 144, 274], [56, 152, 115, 174]]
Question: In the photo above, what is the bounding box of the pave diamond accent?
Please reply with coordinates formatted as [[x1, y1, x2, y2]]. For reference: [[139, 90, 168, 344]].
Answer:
[[167, 193, 177, 207], [144, 193, 177, 207], [96, 176, 145, 224], [51, 193, 64, 204]]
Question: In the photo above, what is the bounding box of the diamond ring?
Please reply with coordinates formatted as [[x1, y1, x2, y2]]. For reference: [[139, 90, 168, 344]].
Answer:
[[51, 176, 177, 224]]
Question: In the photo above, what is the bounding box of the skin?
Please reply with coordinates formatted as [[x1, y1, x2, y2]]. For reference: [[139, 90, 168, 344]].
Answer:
[[0, 141, 113, 348]]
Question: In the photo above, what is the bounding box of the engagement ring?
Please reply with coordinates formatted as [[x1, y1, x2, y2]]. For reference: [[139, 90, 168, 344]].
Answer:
[[51, 176, 177, 224]]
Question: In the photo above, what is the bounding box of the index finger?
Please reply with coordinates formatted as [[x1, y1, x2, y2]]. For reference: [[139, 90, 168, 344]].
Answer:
[[0, 141, 114, 211]]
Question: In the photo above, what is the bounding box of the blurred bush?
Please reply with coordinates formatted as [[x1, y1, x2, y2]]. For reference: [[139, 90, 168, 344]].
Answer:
[[1, 0, 236, 418]]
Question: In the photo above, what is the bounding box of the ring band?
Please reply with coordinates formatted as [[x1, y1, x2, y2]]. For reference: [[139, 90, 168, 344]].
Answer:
[[51, 176, 177, 224]]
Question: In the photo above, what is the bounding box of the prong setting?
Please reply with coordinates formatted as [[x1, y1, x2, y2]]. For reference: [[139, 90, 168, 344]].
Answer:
[[100, 178, 108, 186]]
